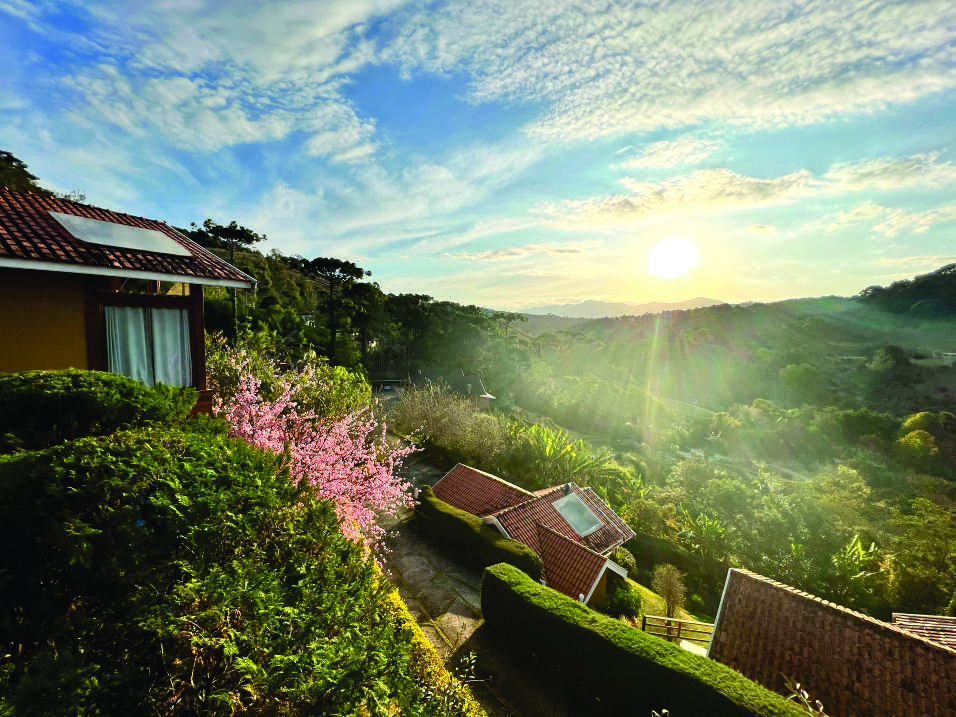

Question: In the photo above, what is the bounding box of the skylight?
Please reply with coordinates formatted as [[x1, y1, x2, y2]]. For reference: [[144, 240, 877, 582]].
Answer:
[[552, 491, 603, 537], [50, 211, 191, 256]]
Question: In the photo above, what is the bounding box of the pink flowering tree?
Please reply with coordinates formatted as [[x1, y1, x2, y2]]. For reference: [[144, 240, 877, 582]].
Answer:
[[211, 348, 415, 548]]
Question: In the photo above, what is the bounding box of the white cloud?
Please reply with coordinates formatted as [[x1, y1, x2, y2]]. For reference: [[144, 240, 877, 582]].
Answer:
[[618, 136, 721, 169], [536, 153, 956, 229], [383, 0, 956, 141], [818, 198, 956, 237], [444, 240, 599, 261]]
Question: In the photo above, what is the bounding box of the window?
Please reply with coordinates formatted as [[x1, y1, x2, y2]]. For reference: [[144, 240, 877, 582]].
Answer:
[[552, 492, 603, 537], [104, 306, 192, 387]]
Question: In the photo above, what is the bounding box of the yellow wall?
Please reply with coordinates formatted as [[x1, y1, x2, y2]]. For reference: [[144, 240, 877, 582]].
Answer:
[[0, 268, 89, 373]]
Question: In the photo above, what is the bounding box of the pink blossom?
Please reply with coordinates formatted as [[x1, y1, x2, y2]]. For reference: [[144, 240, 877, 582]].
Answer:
[[212, 358, 415, 548]]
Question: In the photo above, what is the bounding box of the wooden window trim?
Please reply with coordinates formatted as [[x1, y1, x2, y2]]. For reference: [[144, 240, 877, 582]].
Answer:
[[85, 281, 207, 393]]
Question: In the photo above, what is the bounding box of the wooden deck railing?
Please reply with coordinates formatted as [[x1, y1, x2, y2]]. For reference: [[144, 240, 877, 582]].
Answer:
[[641, 614, 714, 648]]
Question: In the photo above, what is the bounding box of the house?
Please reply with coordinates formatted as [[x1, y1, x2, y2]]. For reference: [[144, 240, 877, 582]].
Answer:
[[432, 463, 635, 606], [0, 188, 255, 412], [709, 568, 956, 716]]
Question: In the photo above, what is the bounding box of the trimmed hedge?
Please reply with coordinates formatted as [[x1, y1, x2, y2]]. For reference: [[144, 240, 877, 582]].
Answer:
[[415, 486, 543, 580], [481, 563, 804, 717], [0, 422, 475, 716], [0, 369, 197, 452], [383, 588, 487, 717]]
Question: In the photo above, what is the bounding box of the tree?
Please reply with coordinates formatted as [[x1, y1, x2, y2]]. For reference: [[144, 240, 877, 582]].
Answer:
[[651, 564, 686, 620], [345, 281, 387, 370], [304, 257, 369, 364], [180, 219, 266, 337], [0, 150, 52, 195]]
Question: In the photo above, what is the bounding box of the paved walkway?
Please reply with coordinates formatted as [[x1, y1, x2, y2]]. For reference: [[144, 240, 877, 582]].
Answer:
[[380, 506, 484, 661], [381, 457, 485, 660]]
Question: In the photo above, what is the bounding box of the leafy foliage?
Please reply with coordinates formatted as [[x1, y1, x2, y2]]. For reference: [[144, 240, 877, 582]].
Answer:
[[603, 574, 643, 619], [0, 369, 196, 453], [0, 425, 445, 715], [210, 338, 413, 547]]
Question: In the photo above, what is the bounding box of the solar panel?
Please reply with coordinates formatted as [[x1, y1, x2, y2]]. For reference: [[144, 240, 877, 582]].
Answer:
[[50, 211, 191, 256]]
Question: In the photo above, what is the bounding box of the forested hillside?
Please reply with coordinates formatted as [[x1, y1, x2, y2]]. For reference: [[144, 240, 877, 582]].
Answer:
[[383, 266, 956, 622]]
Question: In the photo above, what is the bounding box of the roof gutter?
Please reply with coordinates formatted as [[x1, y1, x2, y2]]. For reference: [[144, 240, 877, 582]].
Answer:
[[0, 257, 257, 290]]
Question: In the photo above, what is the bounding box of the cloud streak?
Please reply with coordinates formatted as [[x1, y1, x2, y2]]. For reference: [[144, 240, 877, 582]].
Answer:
[[536, 153, 956, 229], [384, 0, 956, 141]]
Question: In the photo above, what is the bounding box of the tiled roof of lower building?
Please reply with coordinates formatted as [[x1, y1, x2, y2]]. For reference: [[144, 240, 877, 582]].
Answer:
[[0, 188, 255, 288], [536, 523, 608, 601], [432, 463, 533, 517], [893, 613, 956, 651], [491, 483, 634, 556]]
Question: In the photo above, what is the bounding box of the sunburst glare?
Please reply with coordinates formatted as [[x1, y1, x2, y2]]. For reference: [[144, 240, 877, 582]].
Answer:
[[647, 236, 700, 279]]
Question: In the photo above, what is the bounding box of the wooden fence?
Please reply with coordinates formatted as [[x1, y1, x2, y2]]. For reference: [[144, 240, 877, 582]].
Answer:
[[641, 614, 714, 648]]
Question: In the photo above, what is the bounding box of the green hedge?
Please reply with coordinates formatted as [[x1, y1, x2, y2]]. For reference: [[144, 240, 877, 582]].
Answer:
[[0, 424, 464, 716], [415, 486, 543, 581], [0, 369, 197, 452], [481, 563, 804, 717]]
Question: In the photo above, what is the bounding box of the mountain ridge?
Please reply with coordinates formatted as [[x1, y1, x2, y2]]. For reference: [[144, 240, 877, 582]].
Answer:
[[516, 296, 724, 319]]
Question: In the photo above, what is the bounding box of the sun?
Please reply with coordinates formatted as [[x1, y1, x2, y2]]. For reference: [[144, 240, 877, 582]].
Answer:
[[647, 236, 699, 279]]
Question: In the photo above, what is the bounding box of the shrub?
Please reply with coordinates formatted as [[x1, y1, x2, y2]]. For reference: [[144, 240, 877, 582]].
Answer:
[[0, 426, 462, 715], [611, 546, 637, 576], [604, 575, 643, 619], [206, 328, 371, 420], [481, 563, 803, 717], [0, 369, 196, 452], [416, 486, 543, 580]]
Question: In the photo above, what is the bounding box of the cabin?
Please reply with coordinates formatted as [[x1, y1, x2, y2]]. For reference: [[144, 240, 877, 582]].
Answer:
[[432, 463, 635, 606], [0, 188, 255, 412]]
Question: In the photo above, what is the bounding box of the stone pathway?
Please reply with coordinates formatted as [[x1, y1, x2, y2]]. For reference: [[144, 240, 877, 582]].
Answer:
[[381, 456, 485, 660], [381, 506, 484, 661]]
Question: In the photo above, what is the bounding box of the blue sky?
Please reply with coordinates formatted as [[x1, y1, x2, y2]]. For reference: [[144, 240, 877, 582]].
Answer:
[[2, 0, 955, 310]]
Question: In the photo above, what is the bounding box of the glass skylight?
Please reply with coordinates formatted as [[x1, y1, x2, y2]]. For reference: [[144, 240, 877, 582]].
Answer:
[[552, 492, 603, 537], [50, 211, 191, 256]]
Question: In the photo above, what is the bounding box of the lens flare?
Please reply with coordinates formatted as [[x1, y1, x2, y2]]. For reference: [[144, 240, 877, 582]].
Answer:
[[647, 236, 699, 279]]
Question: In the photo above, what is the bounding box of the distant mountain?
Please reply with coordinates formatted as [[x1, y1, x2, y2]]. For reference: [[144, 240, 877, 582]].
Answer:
[[517, 297, 724, 319]]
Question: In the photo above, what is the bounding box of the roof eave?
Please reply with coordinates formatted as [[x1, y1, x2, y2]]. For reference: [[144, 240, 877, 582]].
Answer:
[[0, 256, 257, 290]]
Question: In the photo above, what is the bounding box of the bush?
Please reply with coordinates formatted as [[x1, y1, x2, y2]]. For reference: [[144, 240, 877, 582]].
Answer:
[[611, 546, 637, 576], [416, 486, 543, 580], [0, 369, 196, 452], [481, 563, 803, 717], [604, 575, 643, 619], [0, 426, 466, 715]]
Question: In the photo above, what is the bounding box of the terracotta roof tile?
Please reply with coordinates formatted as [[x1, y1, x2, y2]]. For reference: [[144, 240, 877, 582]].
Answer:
[[893, 613, 956, 651], [432, 463, 533, 517], [536, 523, 608, 601], [491, 483, 634, 556], [0, 188, 254, 287]]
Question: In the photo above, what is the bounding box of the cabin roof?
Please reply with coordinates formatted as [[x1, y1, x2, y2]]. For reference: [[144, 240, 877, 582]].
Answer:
[[432, 463, 534, 518], [491, 483, 634, 556], [535, 523, 610, 601], [893, 613, 956, 651], [0, 187, 255, 288]]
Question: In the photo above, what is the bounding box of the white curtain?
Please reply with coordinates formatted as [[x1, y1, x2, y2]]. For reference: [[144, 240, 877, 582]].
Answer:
[[104, 306, 192, 387], [105, 306, 153, 386], [151, 308, 191, 387]]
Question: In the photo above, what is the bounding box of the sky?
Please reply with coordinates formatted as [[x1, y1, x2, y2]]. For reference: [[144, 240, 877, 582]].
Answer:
[[2, 0, 955, 311]]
